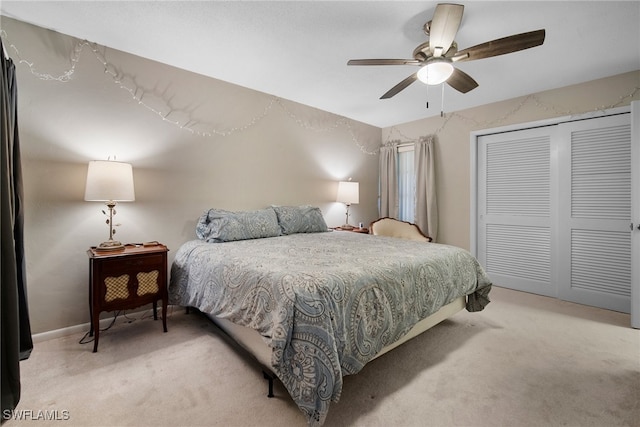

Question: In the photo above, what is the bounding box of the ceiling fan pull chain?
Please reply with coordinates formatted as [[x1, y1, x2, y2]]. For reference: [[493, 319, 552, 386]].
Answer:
[[441, 83, 445, 117], [426, 84, 429, 109]]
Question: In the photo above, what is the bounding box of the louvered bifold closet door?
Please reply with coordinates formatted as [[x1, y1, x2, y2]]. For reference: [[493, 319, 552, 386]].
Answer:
[[557, 114, 632, 313], [477, 127, 558, 297]]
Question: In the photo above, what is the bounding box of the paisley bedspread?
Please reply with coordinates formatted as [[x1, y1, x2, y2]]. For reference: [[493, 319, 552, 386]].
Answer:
[[169, 231, 491, 425]]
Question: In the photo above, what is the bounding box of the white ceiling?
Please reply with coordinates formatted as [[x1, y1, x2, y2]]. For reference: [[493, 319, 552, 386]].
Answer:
[[1, 1, 639, 128]]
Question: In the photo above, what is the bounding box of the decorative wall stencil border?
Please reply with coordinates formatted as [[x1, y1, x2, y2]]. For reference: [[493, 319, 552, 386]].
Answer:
[[385, 86, 640, 144], [0, 30, 380, 155], [4, 28, 636, 155]]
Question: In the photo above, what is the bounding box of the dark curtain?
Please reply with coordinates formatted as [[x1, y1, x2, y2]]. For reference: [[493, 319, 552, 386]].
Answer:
[[1, 39, 32, 420]]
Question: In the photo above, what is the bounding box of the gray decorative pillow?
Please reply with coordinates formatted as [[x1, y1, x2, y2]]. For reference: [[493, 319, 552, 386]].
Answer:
[[272, 205, 328, 235], [196, 208, 281, 243]]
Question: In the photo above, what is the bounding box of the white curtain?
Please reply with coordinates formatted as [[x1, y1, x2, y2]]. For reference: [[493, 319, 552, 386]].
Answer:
[[414, 136, 438, 241], [397, 148, 415, 222], [378, 144, 398, 218]]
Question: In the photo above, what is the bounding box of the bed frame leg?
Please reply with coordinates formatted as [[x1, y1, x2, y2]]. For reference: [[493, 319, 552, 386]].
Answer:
[[262, 371, 274, 398]]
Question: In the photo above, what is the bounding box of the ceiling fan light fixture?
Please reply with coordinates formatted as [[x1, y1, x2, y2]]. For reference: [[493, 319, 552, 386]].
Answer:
[[417, 59, 454, 85]]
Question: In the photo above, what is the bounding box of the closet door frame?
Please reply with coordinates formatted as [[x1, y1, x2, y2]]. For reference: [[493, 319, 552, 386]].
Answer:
[[631, 100, 639, 329], [470, 106, 636, 325]]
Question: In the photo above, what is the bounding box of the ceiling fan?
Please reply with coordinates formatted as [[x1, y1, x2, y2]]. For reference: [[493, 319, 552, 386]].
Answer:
[[347, 3, 546, 99]]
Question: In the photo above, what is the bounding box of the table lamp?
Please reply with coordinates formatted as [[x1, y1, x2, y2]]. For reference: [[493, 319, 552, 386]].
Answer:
[[336, 180, 359, 230], [84, 160, 135, 251]]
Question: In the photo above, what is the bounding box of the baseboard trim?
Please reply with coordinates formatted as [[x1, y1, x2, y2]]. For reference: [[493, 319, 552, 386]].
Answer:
[[32, 318, 113, 343], [32, 306, 177, 343]]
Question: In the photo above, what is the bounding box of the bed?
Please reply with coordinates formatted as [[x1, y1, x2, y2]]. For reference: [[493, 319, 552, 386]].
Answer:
[[168, 206, 492, 425]]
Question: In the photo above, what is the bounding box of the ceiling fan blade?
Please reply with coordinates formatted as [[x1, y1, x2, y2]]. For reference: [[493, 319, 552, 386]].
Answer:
[[455, 29, 546, 62], [428, 3, 464, 57], [347, 59, 421, 66], [446, 68, 478, 93], [380, 73, 418, 99]]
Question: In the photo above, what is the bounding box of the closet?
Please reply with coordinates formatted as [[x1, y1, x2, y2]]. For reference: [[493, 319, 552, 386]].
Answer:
[[471, 104, 639, 324]]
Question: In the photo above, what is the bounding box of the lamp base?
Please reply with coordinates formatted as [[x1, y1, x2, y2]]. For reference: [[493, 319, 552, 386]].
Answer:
[[95, 240, 125, 252], [340, 224, 355, 230]]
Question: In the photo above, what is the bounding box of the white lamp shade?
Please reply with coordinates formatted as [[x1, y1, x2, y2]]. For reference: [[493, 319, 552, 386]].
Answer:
[[416, 60, 454, 85], [336, 181, 359, 204], [84, 160, 135, 202]]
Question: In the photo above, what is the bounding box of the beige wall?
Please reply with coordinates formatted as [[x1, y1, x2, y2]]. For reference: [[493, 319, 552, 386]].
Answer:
[[5, 15, 639, 335], [3, 17, 382, 333], [383, 70, 640, 251]]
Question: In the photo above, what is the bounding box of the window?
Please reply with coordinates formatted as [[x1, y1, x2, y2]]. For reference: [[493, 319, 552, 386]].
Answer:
[[397, 145, 415, 222], [379, 138, 436, 241]]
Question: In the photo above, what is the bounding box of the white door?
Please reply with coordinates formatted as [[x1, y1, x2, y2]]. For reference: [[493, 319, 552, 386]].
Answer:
[[477, 126, 558, 298], [557, 114, 633, 313], [476, 110, 638, 321]]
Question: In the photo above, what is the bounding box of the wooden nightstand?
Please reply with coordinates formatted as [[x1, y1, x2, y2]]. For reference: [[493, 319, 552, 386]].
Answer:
[[332, 226, 369, 233], [349, 227, 369, 234], [87, 243, 169, 352]]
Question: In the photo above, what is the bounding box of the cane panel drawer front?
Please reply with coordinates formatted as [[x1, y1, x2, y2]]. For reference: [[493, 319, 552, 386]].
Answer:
[[104, 274, 130, 302], [87, 244, 169, 352], [96, 253, 165, 311], [137, 271, 159, 296]]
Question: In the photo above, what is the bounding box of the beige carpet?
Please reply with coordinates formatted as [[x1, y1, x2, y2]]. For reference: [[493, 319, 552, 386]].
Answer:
[[4, 286, 639, 427]]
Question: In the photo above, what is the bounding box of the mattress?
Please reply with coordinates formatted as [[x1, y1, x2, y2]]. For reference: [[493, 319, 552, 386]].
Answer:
[[169, 231, 491, 425]]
